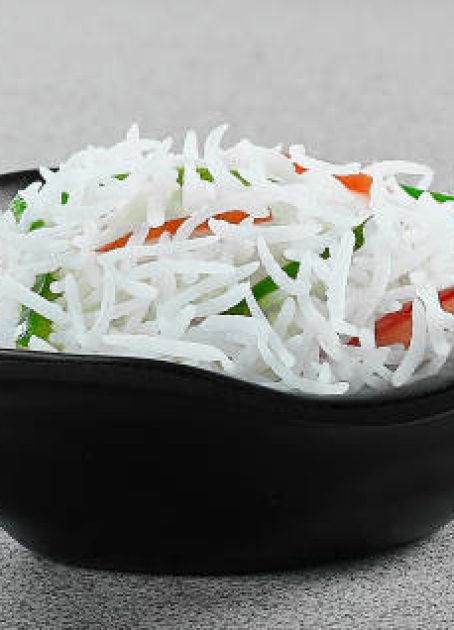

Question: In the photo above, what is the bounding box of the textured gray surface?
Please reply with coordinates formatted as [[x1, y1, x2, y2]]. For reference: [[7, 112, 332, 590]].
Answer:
[[1, 0, 454, 628], [1, 524, 454, 630]]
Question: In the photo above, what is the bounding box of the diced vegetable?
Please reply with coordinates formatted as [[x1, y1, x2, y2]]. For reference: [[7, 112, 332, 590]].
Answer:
[[400, 184, 454, 203], [176, 166, 251, 187], [231, 169, 250, 186], [292, 163, 373, 195], [98, 210, 272, 253], [10, 196, 27, 222], [337, 173, 372, 195], [8, 194, 68, 346], [353, 220, 367, 251], [10, 188, 69, 227], [29, 219, 46, 232], [16, 272, 61, 348], [177, 166, 213, 186], [348, 287, 454, 349], [227, 261, 300, 316]]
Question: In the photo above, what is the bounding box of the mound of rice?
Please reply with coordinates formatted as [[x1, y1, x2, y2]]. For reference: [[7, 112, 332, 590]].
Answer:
[[1, 124, 454, 396]]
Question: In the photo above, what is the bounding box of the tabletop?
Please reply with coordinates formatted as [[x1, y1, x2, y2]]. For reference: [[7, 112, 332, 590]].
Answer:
[[1, 0, 454, 627]]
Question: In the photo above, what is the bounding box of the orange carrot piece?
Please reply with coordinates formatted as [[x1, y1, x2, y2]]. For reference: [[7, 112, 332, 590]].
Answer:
[[98, 211, 272, 253], [292, 162, 372, 195], [97, 217, 186, 253], [195, 210, 272, 233], [337, 173, 372, 195], [98, 233, 132, 253], [348, 286, 454, 349], [293, 162, 306, 175]]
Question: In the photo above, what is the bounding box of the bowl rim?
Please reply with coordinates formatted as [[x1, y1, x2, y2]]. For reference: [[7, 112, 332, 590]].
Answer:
[[1, 347, 454, 428]]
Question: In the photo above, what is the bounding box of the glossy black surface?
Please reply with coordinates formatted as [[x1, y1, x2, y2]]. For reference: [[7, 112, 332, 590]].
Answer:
[[1, 170, 454, 574]]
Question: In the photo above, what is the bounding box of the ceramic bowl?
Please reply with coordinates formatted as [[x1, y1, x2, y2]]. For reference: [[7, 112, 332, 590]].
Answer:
[[1, 170, 454, 574]]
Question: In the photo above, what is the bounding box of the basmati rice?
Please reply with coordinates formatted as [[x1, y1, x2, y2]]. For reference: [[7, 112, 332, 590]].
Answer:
[[2, 123, 454, 396]]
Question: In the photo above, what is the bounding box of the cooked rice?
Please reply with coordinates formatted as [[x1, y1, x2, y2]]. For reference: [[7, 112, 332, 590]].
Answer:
[[2, 124, 454, 396]]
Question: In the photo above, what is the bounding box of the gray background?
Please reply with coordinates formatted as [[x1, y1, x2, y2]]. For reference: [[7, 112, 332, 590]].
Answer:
[[1, 0, 454, 628]]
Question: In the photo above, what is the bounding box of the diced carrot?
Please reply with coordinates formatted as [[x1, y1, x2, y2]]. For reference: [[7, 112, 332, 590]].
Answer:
[[196, 210, 272, 232], [98, 211, 272, 253], [293, 162, 306, 175], [98, 217, 186, 253], [293, 162, 372, 195], [337, 173, 372, 195], [349, 286, 454, 349], [97, 233, 132, 253]]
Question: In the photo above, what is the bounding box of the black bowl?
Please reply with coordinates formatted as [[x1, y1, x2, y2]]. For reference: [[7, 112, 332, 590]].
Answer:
[[1, 170, 454, 575]]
